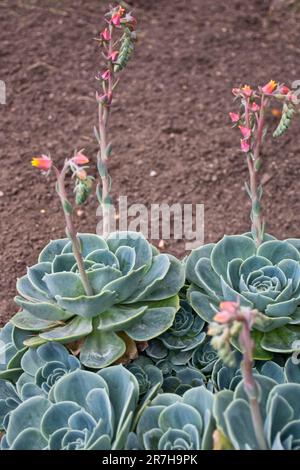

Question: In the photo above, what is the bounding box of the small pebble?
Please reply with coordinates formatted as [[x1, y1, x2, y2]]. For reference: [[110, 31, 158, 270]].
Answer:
[[150, 170, 157, 177], [77, 209, 84, 217], [158, 239, 165, 249], [40, 209, 46, 214], [0, 191, 4, 197]]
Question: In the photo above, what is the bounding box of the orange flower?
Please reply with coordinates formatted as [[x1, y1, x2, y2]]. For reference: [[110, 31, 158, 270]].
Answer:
[[272, 108, 282, 118], [262, 80, 277, 94], [31, 155, 52, 171]]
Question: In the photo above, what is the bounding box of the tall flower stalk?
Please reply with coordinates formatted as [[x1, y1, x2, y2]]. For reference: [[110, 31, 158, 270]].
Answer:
[[230, 81, 298, 247], [95, 5, 136, 237], [31, 153, 94, 296], [209, 301, 268, 450]]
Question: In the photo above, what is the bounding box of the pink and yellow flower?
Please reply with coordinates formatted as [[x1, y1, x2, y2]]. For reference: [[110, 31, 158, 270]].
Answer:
[[31, 155, 52, 171], [262, 80, 277, 95], [241, 85, 253, 97]]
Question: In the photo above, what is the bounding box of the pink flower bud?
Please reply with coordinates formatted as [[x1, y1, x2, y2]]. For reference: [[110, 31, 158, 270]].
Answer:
[[220, 301, 239, 314], [239, 126, 251, 139], [262, 80, 277, 95], [214, 311, 233, 324], [111, 13, 121, 26], [31, 155, 52, 171], [250, 102, 260, 112], [73, 152, 89, 165], [240, 139, 250, 153], [101, 28, 111, 41], [109, 50, 119, 62], [214, 301, 239, 324], [229, 112, 240, 122], [279, 85, 290, 95], [101, 69, 111, 81]]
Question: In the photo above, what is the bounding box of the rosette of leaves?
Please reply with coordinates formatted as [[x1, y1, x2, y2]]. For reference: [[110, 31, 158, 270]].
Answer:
[[1, 366, 139, 450], [190, 339, 218, 375], [12, 231, 184, 368], [0, 322, 33, 382], [186, 234, 300, 358], [126, 356, 163, 399], [145, 300, 206, 372], [16, 343, 81, 400], [127, 385, 214, 450], [214, 375, 300, 449], [211, 352, 286, 392]]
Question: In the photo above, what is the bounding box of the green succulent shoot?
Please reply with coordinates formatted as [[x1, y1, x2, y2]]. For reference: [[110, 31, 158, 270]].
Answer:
[[1, 366, 139, 450], [186, 234, 300, 359], [214, 375, 300, 450], [127, 385, 215, 450], [11, 231, 185, 369]]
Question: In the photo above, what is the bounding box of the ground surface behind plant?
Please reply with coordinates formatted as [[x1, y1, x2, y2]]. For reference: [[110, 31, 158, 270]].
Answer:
[[1, 0, 300, 321]]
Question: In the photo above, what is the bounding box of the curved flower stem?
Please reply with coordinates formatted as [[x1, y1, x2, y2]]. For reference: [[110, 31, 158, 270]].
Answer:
[[55, 163, 93, 296], [97, 24, 114, 239], [238, 315, 268, 450]]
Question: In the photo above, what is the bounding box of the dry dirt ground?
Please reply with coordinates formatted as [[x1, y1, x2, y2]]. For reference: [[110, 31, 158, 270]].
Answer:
[[1, 0, 300, 322]]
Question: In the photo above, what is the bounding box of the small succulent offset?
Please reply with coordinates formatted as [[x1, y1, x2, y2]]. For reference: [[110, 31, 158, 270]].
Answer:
[[12, 231, 184, 368], [214, 376, 300, 450], [1, 366, 139, 450], [145, 300, 206, 372], [0, 322, 33, 382], [187, 234, 300, 358], [16, 343, 81, 400], [127, 386, 215, 450], [0, 343, 80, 429]]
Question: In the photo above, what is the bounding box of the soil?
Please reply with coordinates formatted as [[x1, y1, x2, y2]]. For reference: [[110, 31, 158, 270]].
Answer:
[[1, 0, 300, 324]]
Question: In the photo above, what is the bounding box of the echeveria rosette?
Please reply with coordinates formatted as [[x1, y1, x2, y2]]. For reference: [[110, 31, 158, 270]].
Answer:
[[16, 343, 81, 401], [1, 366, 139, 450], [0, 322, 33, 382], [214, 375, 300, 450], [145, 300, 206, 371], [127, 385, 215, 450], [186, 234, 300, 358], [11, 231, 185, 368], [190, 339, 218, 375]]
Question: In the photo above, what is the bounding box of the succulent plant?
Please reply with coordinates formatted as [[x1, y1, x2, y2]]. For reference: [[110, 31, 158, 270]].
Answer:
[[1, 366, 139, 450], [211, 353, 287, 392], [190, 339, 218, 375], [162, 367, 205, 395], [126, 356, 163, 398], [0, 322, 33, 382], [127, 385, 215, 450], [214, 375, 300, 449], [16, 343, 81, 400], [145, 300, 206, 371], [186, 234, 300, 358], [11, 231, 184, 368], [0, 379, 21, 430]]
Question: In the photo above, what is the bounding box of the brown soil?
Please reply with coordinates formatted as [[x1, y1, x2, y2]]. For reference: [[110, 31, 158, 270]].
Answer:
[[1, 0, 300, 323]]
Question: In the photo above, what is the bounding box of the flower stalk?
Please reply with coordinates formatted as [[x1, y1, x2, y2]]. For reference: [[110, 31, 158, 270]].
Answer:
[[95, 4, 137, 238], [31, 153, 94, 296], [54, 161, 93, 296], [230, 81, 298, 247], [209, 301, 268, 450]]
